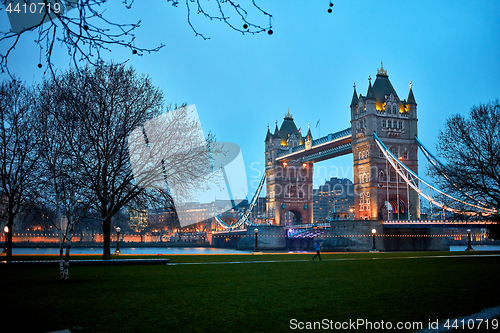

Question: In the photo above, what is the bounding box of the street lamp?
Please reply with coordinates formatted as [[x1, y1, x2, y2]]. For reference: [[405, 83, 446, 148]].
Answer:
[[2, 226, 8, 254], [113, 227, 122, 255], [465, 229, 474, 251], [370, 228, 377, 252], [254, 228, 259, 252]]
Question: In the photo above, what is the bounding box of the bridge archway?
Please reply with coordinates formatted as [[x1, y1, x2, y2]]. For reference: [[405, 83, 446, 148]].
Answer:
[[283, 209, 303, 226], [379, 197, 408, 220]]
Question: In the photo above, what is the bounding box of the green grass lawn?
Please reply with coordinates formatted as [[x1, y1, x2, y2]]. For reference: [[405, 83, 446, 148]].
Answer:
[[1, 252, 499, 332]]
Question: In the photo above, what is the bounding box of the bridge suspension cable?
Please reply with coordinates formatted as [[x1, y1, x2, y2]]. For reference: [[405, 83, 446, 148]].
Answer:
[[214, 173, 266, 230], [415, 136, 491, 209], [374, 133, 496, 216]]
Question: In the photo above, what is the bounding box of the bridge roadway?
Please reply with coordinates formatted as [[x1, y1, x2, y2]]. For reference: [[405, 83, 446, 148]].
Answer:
[[275, 127, 352, 163], [211, 220, 495, 233], [211, 229, 248, 235]]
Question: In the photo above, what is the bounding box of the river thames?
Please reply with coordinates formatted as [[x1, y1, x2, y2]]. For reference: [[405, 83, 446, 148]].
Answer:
[[10, 245, 500, 255]]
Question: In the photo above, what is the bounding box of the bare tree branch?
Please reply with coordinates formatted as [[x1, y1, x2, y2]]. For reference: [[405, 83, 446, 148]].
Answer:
[[430, 100, 500, 217], [1, 0, 273, 76]]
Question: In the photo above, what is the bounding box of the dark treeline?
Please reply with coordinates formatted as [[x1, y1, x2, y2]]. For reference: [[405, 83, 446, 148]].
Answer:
[[0, 63, 216, 269]]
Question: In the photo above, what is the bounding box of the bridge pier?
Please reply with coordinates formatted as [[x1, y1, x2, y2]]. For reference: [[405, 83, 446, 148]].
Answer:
[[286, 237, 314, 251], [321, 221, 449, 252], [382, 227, 449, 251], [211, 222, 453, 252], [237, 226, 287, 251], [210, 230, 247, 248], [320, 220, 386, 252]]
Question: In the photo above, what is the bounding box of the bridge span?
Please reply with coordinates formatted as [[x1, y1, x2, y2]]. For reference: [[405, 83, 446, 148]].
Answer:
[[275, 128, 352, 163]]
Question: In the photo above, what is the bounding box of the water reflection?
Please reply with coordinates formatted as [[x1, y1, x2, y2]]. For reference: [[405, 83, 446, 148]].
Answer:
[[14, 247, 252, 255], [12, 245, 500, 255], [449, 245, 500, 252]]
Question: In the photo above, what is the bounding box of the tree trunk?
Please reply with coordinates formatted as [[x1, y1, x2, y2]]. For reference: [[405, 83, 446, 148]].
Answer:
[[5, 216, 14, 262], [64, 233, 72, 280], [103, 216, 111, 259], [59, 234, 66, 280]]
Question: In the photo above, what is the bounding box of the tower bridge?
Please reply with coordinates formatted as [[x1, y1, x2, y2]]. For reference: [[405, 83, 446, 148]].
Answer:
[[265, 63, 419, 226], [210, 64, 496, 252]]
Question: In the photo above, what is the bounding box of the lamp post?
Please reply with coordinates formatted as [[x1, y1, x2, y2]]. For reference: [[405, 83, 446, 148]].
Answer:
[[254, 228, 259, 252], [465, 229, 474, 251], [113, 227, 122, 255], [2, 226, 8, 254], [370, 228, 377, 252]]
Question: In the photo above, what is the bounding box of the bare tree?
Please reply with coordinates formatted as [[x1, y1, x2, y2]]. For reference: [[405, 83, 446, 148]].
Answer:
[[431, 100, 500, 234], [0, 0, 273, 76], [0, 78, 41, 261], [40, 63, 222, 259], [35, 91, 93, 279]]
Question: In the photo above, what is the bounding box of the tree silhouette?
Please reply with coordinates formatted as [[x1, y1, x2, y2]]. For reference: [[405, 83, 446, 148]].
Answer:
[[39, 63, 222, 259], [0, 78, 42, 261], [431, 100, 500, 236]]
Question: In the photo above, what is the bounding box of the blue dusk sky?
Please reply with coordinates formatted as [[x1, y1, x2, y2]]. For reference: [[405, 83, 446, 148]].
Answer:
[[1, 0, 499, 199]]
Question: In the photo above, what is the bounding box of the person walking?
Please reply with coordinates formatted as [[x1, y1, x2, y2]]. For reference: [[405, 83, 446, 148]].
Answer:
[[312, 240, 322, 261]]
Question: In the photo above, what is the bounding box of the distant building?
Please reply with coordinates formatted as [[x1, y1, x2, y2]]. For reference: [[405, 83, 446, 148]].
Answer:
[[128, 209, 148, 233], [313, 178, 354, 222], [146, 197, 267, 232], [147, 207, 179, 231], [182, 200, 233, 223], [250, 197, 267, 223]]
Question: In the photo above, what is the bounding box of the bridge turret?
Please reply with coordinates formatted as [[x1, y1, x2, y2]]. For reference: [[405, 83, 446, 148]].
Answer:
[[350, 84, 359, 119], [365, 77, 377, 114], [265, 121, 282, 166], [305, 123, 313, 149], [264, 124, 272, 142], [273, 121, 280, 138], [407, 82, 417, 119]]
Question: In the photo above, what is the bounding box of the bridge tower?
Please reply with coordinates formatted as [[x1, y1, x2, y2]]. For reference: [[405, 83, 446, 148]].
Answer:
[[350, 63, 420, 220], [264, 112, 314, 226]]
